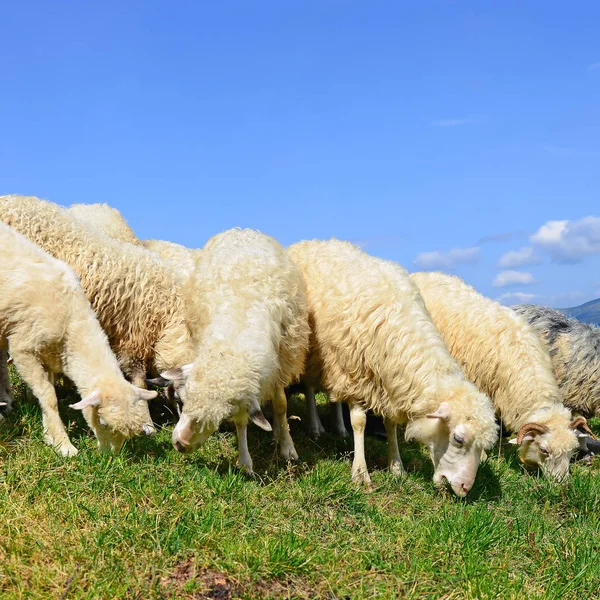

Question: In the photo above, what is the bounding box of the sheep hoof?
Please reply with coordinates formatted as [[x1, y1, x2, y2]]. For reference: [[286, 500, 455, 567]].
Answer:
[[388, 462, 406, 477], [280, 445, 299, 461], [306, 425, 324, 440], [351, 468, 371, 485], [335, 427, 350, 439], [58, 443, 79, 457], [237, 461, 255, 477]]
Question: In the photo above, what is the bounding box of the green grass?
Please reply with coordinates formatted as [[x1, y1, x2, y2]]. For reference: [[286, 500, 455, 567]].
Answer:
[[1, 369, 600, 599]]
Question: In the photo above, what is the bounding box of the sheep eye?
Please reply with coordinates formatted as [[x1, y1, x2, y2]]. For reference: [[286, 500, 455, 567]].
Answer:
[[453, 433, 464, 446], [540, 447, 550, 456]]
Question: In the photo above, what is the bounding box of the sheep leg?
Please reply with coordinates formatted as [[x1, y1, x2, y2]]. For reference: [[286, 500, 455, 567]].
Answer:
[[272, 387, 299, 460], [235, 419, 253, 475], [331, 400, 349, 438], [0, 351, 14, 412], [349, 402, 371, 484], [384, 418, 405, 476], [10, 349, 78, 456], [305, 385, 326, 439]]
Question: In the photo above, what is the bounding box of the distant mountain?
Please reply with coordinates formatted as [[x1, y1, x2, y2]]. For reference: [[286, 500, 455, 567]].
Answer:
[[561, 298, 600, 325]]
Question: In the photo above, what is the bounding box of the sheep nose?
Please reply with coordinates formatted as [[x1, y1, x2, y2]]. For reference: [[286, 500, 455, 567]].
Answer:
[[173, 439, 187, 453], [461, 482, 472, 495]]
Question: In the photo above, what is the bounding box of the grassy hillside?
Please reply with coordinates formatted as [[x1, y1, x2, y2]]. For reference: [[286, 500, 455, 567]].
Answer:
[[1, 370, 600, 599], [561, 298, 600, 325]]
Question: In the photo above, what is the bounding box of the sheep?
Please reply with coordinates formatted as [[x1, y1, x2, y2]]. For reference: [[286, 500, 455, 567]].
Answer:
[[0, 195, 206, 391], [67, 203, 142, 246], [513, 304, 600, 418], [0, 221, 157, 456], [66, 203, 303, 467], [411, 272, 583, 480], [159, 229, 310, 473], [287, 239, 498, 496]]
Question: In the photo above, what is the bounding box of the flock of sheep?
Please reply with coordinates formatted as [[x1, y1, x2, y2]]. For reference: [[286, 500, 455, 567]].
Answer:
[[1, 194, 599, 498]]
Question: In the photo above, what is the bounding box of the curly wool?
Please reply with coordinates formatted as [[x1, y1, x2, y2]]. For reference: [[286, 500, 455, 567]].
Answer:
[[411, 272, 576, 454], [288, 239, 498, 450], [0, 195, 195, 379], [142, 239, 201, 282], [514, 304, 600, 417], [68, 203, 142, 246], [182, 229, 309, 427]]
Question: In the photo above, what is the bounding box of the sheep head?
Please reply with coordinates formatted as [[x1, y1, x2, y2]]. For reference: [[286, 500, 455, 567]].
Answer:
[[157, 363, 272, 454], [509, 420, 578, 481], [406, 395, 498, 498], [69, 384, 157, 452]]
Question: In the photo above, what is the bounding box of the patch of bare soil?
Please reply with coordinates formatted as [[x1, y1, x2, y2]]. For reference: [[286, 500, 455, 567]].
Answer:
[[158, 560, 320, 599]]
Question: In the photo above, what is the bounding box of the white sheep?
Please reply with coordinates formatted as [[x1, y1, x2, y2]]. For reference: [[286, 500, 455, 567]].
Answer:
[[66, 202, 306, 467], [411, 272, 582, 480], [513, 304, 600, 418], [287, 239, 498, 496], [161, 229, 310, 473], [0, 221, 157, 456]]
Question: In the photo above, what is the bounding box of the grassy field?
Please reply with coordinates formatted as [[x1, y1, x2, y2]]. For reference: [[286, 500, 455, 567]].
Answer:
[[1, 370, 600, 599]]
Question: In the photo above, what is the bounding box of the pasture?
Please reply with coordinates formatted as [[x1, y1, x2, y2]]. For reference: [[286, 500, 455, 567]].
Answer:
[[1, 369, 599, 599]]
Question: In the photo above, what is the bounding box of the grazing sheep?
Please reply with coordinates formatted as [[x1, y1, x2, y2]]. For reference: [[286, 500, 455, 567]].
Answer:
[[67, 202, 302, 466], [160, 229, 309, 473], [67, 203, 142, 246], [0, 222, 156, 455], [0, 195, 199, 391], [513, 304, 600, 418], [288, 240, 498, 496], [411, 272, 582, 480]]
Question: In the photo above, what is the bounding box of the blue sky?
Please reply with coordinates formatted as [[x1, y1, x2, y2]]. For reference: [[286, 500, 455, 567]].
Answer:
[[1, 1, 599, 308]]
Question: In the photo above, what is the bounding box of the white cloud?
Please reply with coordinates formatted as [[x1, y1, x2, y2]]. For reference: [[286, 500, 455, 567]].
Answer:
[[493, 271, 536, 288], [530, 216, 600, 263], [588, 62, 600, 71], [497, 246, 540, 269], [414, 246, 480, 269], [497, 292, 537, 306], [430, 117, 474, 127]]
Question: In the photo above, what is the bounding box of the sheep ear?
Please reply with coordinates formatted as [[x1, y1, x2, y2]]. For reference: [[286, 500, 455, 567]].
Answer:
[[70, 390, 102, 410], [160, 363, 194, 384], [250, 410, 272, 432], [135, 387, 158, 401], [249, 397, 272, 432], [426, 402, 450, 421], [508, 438, 518, 445]]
